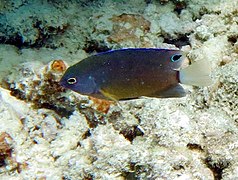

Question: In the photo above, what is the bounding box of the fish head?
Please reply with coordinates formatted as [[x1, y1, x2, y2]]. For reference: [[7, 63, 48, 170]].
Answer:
[[60, 65, 98, 95]]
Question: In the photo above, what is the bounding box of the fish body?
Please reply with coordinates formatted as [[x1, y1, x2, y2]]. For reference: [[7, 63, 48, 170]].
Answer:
[[60, 48, 211, 101]]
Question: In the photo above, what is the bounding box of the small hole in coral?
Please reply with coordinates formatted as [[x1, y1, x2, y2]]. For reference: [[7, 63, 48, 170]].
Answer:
[[228, 35, 237, 45]]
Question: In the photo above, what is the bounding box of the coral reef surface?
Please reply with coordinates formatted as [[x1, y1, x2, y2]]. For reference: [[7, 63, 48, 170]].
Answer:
[[0, 0, 237, 179]]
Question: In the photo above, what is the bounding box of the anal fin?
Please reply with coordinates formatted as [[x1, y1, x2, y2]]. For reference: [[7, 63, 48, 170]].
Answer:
[[149, 84, 187, 98], [99, 89, 119, 101]]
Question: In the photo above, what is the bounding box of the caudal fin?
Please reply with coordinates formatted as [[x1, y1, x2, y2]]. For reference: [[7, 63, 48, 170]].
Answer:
[[179, 60, 212, 87]]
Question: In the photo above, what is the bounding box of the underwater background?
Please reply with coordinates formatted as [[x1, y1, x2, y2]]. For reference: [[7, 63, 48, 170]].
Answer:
[[0, 0, 237, 179]]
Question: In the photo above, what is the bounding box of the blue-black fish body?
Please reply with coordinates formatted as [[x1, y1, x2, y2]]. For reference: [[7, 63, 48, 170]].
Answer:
[[60, 48, 211, 101]]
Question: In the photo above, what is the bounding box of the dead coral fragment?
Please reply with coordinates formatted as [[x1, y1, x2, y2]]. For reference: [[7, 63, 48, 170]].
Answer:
[[108, 13, 151, 46], [50, 59, 67, 72], [5, 60, 75, 117], [0, 132, 18, 173], [0, 132, 12, 166], [89, 97, 113, 114]]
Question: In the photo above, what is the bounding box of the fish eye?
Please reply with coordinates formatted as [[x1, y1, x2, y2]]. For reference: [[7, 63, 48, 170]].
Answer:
[[171, 54, 182, 62], [67, 77, 77, 84]]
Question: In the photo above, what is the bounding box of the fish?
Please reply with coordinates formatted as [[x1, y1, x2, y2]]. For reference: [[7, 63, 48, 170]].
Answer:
[[60, 48, 212, 101]]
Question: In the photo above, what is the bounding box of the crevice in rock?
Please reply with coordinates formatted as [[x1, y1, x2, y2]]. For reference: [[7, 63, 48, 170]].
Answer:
[[83, 39, 111, 53], [204, 157, 230, 180], [163, 34, 190, 48], [120, 125, 144, 142]]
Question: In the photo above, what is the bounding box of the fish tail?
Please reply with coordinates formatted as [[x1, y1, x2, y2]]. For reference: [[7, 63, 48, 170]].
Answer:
[[179, 60, 212, 86]]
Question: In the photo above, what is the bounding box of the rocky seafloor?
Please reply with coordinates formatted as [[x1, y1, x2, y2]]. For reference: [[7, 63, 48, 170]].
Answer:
[[0, 0, 237, 179]]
